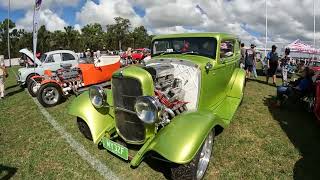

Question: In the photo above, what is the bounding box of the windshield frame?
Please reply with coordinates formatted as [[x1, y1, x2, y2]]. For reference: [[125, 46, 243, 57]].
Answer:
[[151, 37, 217, 59]]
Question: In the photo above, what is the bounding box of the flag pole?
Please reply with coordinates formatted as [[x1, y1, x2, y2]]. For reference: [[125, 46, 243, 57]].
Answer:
[[7, 0, 11, 67], [265, 0, 268, 57], [313, 0, 316, 59]]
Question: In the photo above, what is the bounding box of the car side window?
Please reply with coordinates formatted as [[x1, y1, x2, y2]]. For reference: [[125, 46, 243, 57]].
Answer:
[[62, 53, 76, 61], [46, 55, 55, 63], [52, 54, 62, 63], [220, 40, 235, 59]]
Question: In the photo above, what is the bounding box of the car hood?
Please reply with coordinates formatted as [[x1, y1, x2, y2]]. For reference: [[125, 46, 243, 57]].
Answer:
[[19, 48, 42, 65]]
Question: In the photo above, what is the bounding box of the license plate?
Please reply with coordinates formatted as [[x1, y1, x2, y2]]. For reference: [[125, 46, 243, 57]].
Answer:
[[102, 138, 129, 160]]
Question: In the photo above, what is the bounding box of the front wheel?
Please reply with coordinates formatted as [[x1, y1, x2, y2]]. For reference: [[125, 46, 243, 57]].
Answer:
[[27, 77, 42, 97], [77, 118, 93, 140], [37, 83, 63, 107], [171, 130, 214, 180]]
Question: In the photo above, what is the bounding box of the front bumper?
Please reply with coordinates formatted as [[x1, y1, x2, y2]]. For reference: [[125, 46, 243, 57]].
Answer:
[[16, 74, 25, 86]]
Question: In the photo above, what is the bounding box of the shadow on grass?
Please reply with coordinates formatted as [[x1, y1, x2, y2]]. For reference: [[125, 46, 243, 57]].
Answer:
[[264, 96, 320, 179], [5, 84, 19, 91], [0, 165, 18, 180], [5, 87, 24, 97]]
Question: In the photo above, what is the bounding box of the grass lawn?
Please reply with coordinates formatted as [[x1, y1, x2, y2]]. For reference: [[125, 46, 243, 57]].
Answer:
[[1, 66, 320, 179]]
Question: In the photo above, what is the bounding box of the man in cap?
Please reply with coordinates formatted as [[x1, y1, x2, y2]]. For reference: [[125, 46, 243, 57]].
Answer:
[[245, 44, 257, 78], [266, 45, 279, 85]]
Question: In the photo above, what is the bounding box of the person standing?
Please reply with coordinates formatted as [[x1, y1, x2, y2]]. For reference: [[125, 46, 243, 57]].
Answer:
[[240, 43, 246, 69], [0, 59, 7, 99], [245, 44, 256, 78], [266, 45, 279, 85], [280, 48, 291, 85]]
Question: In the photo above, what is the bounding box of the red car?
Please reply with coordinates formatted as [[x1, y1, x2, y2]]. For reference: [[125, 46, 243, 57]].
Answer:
[[29, 56, 120, 107], [120, 48, 148, 62], [314, 81, 320, 122]]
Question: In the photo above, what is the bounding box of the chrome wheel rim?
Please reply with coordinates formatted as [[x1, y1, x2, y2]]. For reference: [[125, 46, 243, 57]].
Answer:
[[42, 87, 59, 105], [196, 132, 213, 180], [32, 82, 41, 94]]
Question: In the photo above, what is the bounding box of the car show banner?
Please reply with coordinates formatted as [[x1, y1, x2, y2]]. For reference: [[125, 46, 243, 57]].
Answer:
[[32, 0, 42, 60]]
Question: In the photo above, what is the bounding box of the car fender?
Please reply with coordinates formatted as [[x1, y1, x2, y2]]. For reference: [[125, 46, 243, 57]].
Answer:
[[68, 90, 116, 144], [40, 79, 60, 85], [226, 68, 246, 99], [130, 110, 225, 167], [30, 75, 44, 80]]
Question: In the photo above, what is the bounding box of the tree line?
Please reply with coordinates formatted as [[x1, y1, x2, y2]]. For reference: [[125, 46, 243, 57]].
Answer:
[[0, 17, 153, 58]]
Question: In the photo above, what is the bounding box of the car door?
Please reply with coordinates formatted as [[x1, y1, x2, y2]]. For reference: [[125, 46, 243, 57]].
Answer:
[[42, 53, 61, 71], [200, 39, 230, 109], [61, 53, 78, 67]]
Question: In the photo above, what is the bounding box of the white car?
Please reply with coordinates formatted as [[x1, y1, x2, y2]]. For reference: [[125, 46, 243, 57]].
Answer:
[[17, 49, 80, 86]]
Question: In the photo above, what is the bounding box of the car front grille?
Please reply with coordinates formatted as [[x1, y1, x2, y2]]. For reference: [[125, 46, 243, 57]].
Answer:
[[112, 76, 145, 143]]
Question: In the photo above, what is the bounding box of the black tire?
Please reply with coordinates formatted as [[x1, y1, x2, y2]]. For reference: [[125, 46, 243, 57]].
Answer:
[[77, 118, 93, 140], [171, 130, 215, 180], [27, 77, 42, 97], [26, 73, 39, 86], [37, 83, 63, 107]]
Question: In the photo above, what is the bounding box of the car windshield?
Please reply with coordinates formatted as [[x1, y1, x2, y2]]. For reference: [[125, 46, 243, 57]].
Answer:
[[152, 37, 217, 59], [39, 54, 47, 62]]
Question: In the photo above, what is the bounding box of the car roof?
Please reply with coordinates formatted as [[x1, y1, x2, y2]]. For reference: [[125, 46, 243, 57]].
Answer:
[[152, 32, 238, 41], [45, 50, 76, 55]]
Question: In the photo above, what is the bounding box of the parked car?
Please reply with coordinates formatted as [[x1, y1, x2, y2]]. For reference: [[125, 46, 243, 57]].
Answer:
[[30, 55, 120, 107], [314, 80, 320, 122], [309, 60, 320, 72], [17, 49, 79, 87], [120, 48, 148, 62], [68, 33, 246, 179]]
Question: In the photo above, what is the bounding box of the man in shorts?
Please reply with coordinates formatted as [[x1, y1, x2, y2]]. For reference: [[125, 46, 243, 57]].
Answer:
[[266, 45, 279, 85], [245, 44, 256, 78]]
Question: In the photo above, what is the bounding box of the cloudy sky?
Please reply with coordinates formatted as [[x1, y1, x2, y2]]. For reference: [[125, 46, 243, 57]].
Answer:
[[0, 0, 320, 47]]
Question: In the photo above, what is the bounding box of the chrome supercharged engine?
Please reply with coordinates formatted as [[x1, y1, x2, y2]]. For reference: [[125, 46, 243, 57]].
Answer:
[[145, 64, 188, 127]]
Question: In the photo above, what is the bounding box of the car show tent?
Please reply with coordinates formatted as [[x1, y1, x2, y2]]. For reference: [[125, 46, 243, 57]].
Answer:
[[286, 39, 320, 55]]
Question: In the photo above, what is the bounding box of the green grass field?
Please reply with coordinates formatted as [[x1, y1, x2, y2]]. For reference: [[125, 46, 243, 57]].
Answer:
[[1, 66, 320, 179]]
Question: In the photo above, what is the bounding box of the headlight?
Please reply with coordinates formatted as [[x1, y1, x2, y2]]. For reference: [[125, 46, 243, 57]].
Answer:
[[89, 86, 106, 108], [134, 96, 161, 124]]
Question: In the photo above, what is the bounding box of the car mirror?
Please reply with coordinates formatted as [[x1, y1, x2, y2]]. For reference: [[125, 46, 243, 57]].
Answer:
[[205, 62, 213, 72]]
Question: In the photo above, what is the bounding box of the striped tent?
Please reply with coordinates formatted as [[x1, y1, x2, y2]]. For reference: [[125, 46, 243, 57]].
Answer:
[[287, 39, 320, 54]]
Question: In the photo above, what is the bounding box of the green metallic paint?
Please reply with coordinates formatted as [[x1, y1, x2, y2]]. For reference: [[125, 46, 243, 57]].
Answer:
[[68, 90, 115, 144], [112, 66, 156, 144], [68, 33, 246, 167], [130, 110, 225, 166]]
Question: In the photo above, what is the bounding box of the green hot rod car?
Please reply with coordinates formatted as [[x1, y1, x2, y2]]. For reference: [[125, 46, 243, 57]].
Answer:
[[68, 33, 246, 179]]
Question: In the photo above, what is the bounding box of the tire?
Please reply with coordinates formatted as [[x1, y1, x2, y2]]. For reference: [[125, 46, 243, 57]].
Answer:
[[77, 118, 93, 140], [26, 73, 39, 86], [27, 77, 42, 97], [37, 83, 63, 107], [171, 130, 214, 180]]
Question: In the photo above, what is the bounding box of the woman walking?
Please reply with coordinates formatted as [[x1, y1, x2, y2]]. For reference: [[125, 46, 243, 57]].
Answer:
[[0, 60, 7, 99], [280, 48, 291, 85]]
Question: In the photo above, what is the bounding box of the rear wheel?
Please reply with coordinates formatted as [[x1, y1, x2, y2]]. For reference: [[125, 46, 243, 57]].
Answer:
[[77, 118, 92, 140], [27, 77, 42, 97], [171, 130, 214, 180], [37, 83, 63, 107]]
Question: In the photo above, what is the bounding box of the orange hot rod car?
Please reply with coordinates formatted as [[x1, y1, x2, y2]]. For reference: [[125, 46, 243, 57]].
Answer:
[[28, 56, 121, 107]]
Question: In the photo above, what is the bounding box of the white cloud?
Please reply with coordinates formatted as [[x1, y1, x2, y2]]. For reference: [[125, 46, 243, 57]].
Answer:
[[16, 9, 67, 31], [0, 0, 80, 10], [76, 0, 143, 27], [9, 0, 320, 48]]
